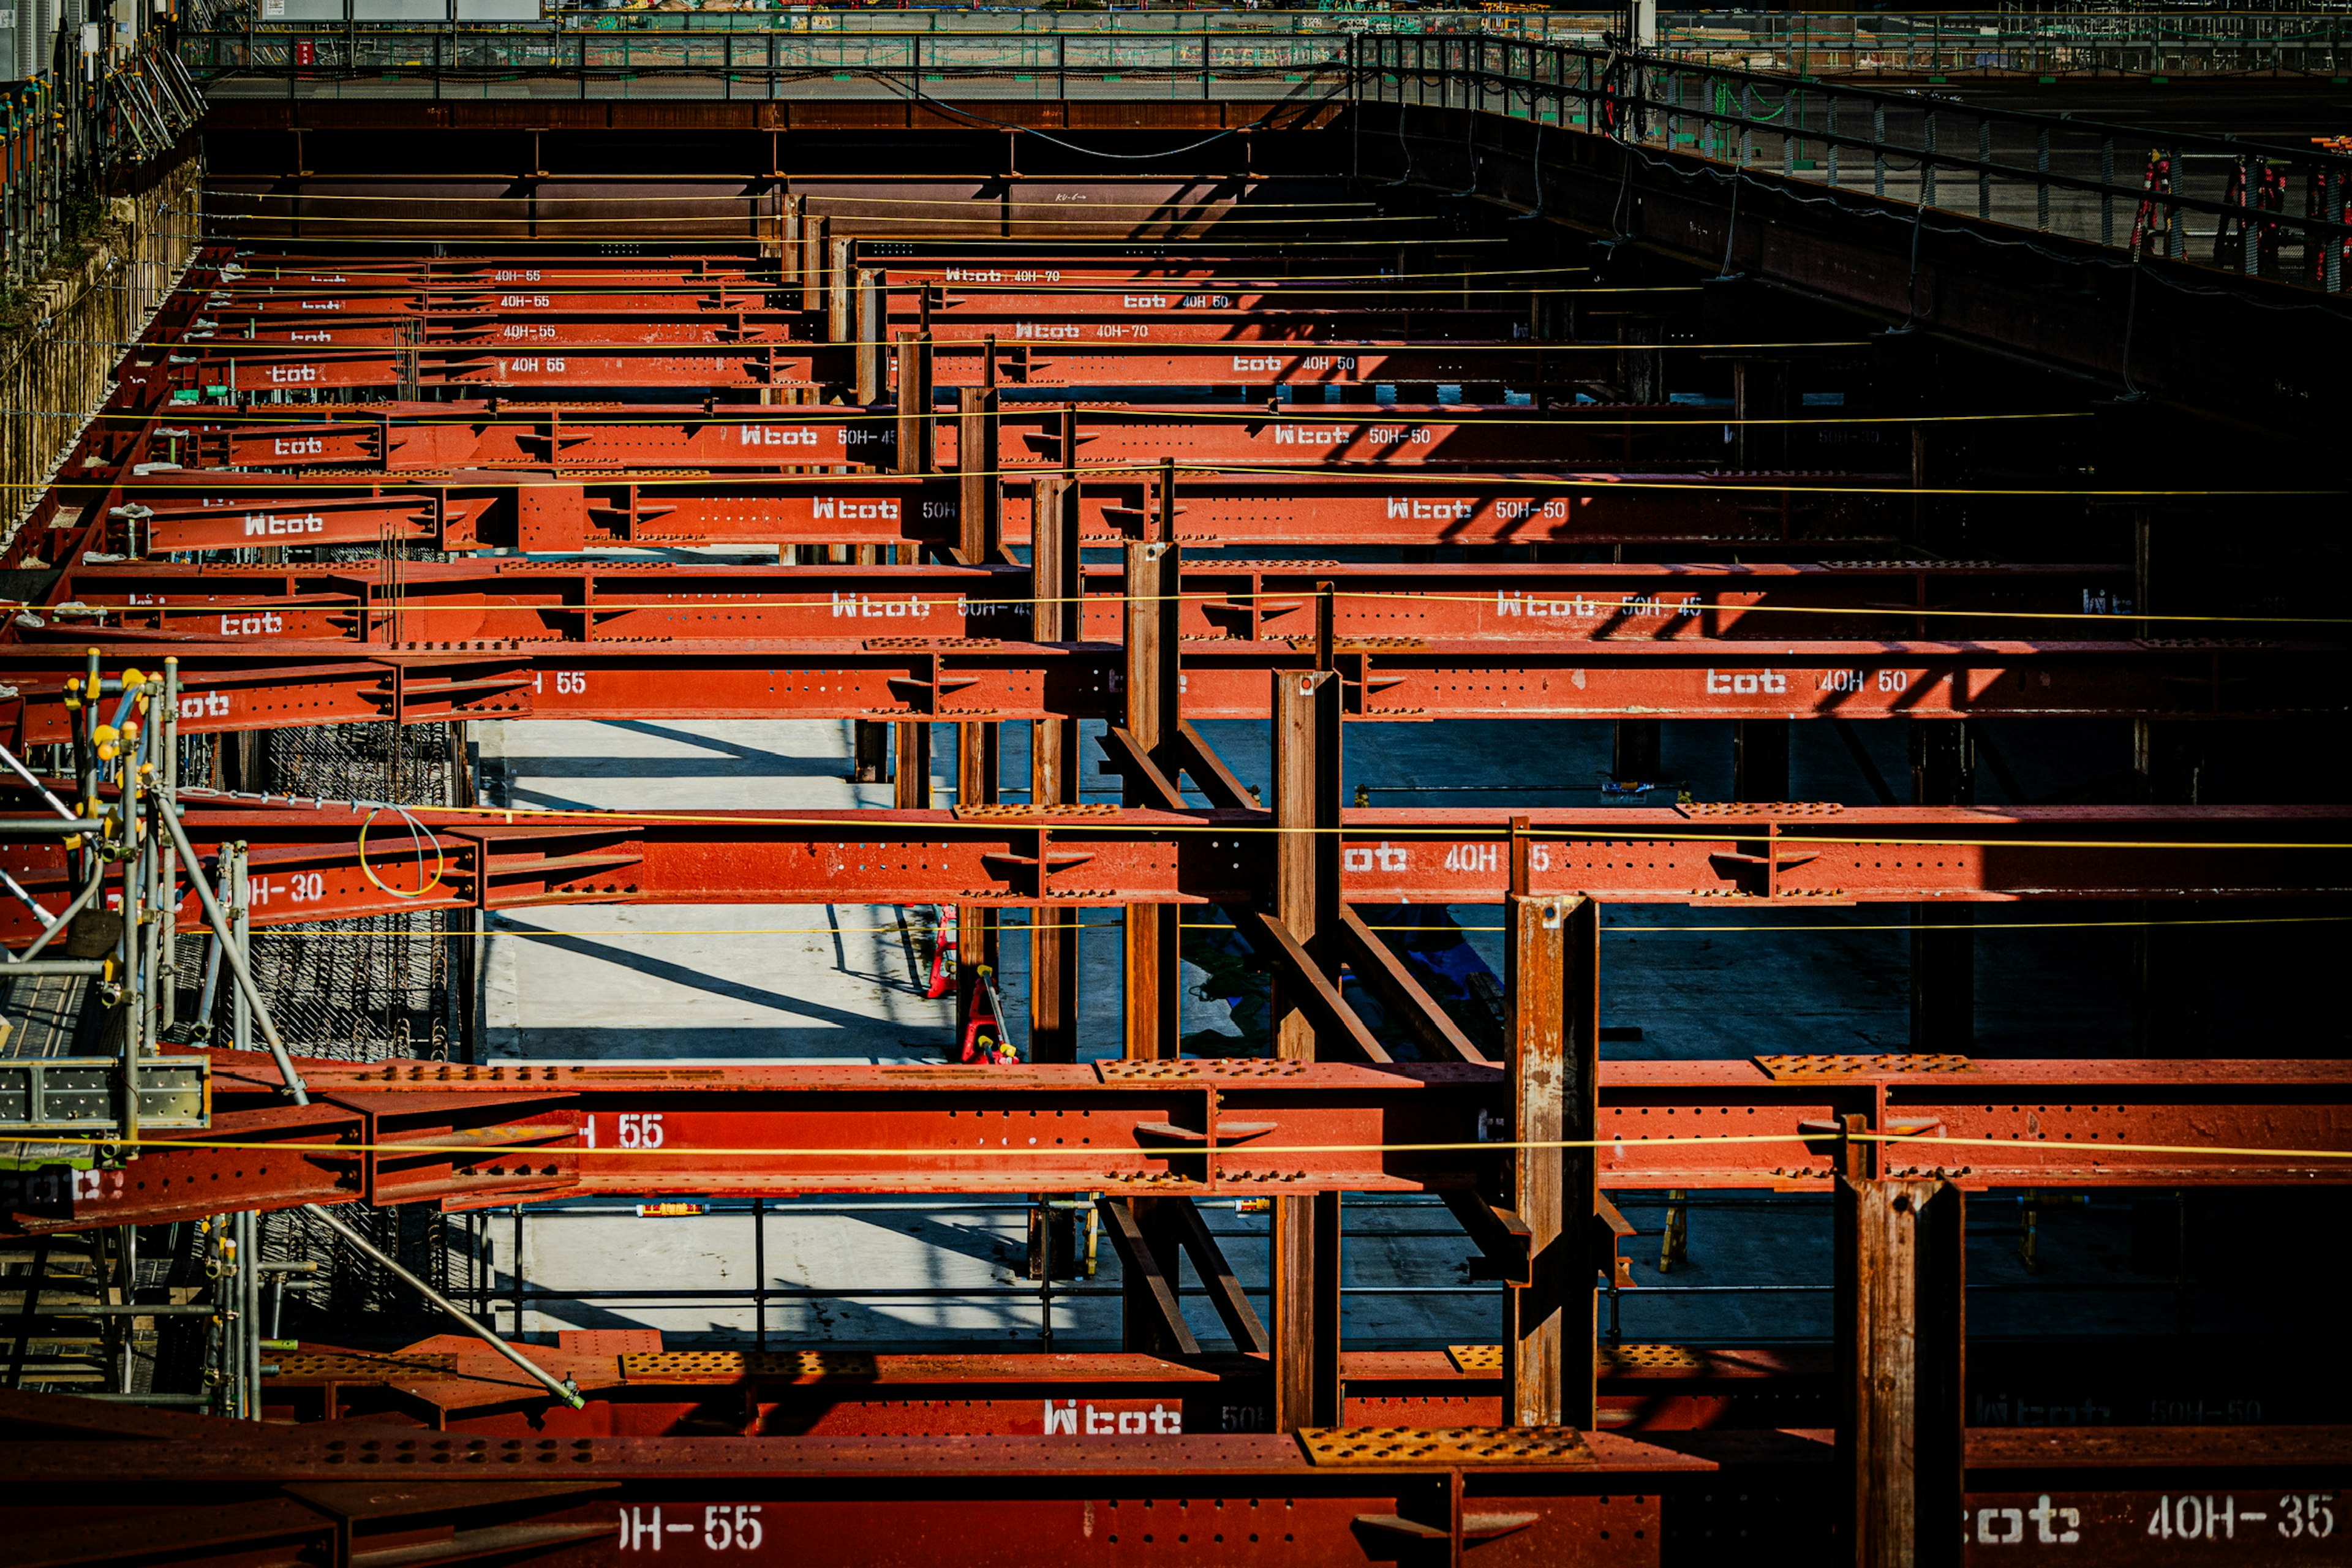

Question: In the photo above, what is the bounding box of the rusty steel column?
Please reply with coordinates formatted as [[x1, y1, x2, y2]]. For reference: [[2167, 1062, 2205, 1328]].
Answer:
[[1120, 465, 1180, 1064], [894, 723, 930, 811], [1908, 722, 1973, 1054], [1027, 443, 1082, 1065], [884, 331, 938, 785], [1503, 891, 1598, 1429], [956, 385, 1001, 565], [780, 194, 802, 290], [802, 214, 829, 321], [827, 236, 853, 346], [854, 270, 886, 405], [1270, 643, 1344, 1431], [894, 331, 934, 480], [1837, 1175, 1966, 1568], [955, 721, 1000, 1055]]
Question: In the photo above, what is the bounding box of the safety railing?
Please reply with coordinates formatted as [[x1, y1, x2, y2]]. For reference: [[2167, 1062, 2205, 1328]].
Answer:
[[180, 25, 1366, 99], [1357, 32, 2352, 295], [1649, 10, 2352, 78], [2, 36, 206, 288]]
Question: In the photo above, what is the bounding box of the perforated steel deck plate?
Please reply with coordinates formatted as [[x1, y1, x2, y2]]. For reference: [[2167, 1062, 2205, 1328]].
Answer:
[[1297, 1426, 1596, 1466], [1756, 1052, 1975, 1080], [620, 1349, 880, 1384], [1448, 1343, 1709, 1373], [263, 1352, 461, 1381], [1095, 1058, 1312, 1082]]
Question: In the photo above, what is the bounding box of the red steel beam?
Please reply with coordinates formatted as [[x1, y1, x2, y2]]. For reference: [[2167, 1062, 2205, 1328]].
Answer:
[[160, 342, 1591, 394], [189, 306, 1529, 346], [1, 1413, 2343, 1568], [64, 467, 1886, 554], [2, 636, 2324, 737], [5, 1052, 2346, 1236], [0, 802, 2342, 948], [44, 559, 2133, 646], [75, 402, 1762, 473]]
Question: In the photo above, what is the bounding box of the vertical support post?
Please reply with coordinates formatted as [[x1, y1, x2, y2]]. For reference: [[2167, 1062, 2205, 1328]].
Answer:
[[955, 718, 998, 1048], [801, 213, 829, 319], [780, 193, 802, 290], [1270, 628, 1344, 1432], [894, 331, 933, 479], [854, 269, 885, 404], [1268, 659, 1341, 1060], [894, 721, 930, 812], [1837, 1177, 1966, 1568], [1119, 462, 1180, 1064], [1907, 722, 1972, 1054], [826, 235, 853, 345], [1503, 892, 1597, 1429], [956, 383, 1001, 564], [1028, 440, 1082, 1065]]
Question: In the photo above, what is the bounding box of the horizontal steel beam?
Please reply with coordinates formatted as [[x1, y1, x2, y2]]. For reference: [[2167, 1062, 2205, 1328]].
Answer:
[[47, 558, 2132, 646], [164, 341, 1566, 394], [2, 1408, 2344, 1567], [2, 636, 2324, 735], [4, 1052, 2346, 1235], [71, 468, 1879, 554], [0, 802, 2341, 947]]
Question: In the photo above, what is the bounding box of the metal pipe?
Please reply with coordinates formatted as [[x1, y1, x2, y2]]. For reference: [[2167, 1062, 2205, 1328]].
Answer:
[[299, 1202, 584, 1409], [0, 742, 75, 820], [154, 801, 307, 1103], [16, 864, 104, 962]]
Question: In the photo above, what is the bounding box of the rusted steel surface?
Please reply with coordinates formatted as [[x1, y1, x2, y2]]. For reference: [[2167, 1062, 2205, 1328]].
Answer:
[[1, 802, 2343, 948], [42, 559, 2135, 646], [5, 1052, 2346, 1235], [5, 638, 2323, 742]]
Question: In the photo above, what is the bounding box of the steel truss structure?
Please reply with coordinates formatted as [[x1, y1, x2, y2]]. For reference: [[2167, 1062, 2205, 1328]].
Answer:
[[0, 173, 2345, 1568]]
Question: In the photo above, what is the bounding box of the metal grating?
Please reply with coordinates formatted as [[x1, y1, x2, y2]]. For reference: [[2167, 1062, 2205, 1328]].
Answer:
[[1757, 1053, 1976, 1080], [1096, 1058, 1312, 1082], [620, 1350, 881, 1384], [1297, 1427, 1596, 1466], [263, 1352, 461, 1382]]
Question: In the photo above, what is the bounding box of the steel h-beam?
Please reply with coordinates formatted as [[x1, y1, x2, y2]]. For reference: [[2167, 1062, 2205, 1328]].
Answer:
[[1268, 609, 1345, 1433], [1027, 411, 1083, 1065], [1118, 460, 1182, 1065], [1839, 1173, 1966, 1568], [1504, 889, 1599, 1430]]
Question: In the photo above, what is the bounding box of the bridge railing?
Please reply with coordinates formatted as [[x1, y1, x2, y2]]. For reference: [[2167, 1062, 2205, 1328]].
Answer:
[[1358, 32, 2352, 295]]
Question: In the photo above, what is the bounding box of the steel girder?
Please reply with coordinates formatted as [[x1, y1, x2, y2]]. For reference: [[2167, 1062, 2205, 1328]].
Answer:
[[1, 1403, 2346, 1568], [0, 802, 2342, 948], [42, 559, 2134, 646], [1, 636, 2327, 738], [4, 1051, 2348, 1237]]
